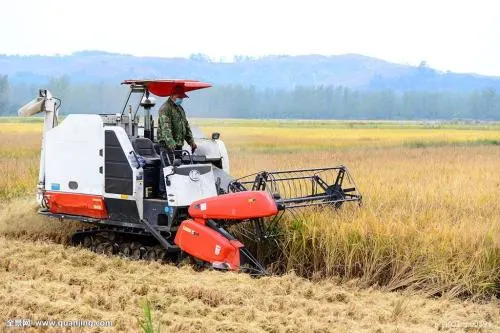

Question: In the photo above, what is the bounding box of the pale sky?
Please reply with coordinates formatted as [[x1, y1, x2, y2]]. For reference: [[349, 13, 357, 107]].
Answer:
[[1, 0, 499, 76]]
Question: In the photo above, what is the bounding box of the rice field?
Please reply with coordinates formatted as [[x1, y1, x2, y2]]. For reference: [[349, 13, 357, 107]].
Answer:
[[0, 118, 499, 332]]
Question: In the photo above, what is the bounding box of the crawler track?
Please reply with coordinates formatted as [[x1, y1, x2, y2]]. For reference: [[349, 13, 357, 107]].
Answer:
[[70, 226, 268, 275], [70, 226, 180, 262]]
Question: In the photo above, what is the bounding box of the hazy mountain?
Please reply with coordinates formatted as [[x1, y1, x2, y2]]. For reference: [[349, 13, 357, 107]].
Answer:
[[1, 52, 499, 120], [1, 51, 500, 91]]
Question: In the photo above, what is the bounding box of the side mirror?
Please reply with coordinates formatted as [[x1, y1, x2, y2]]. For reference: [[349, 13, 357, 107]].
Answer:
[[211, 132, 220, 140]]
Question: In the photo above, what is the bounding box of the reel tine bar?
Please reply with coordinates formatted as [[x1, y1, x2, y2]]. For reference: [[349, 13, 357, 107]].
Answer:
[[229, 166, 362, 210]]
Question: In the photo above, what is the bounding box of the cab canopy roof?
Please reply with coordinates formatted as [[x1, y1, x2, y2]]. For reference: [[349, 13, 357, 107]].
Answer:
[[122, 79, 212, 97]]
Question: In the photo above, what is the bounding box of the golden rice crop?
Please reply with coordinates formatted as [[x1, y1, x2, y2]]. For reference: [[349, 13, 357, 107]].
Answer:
[[231, 146, 500, 298]]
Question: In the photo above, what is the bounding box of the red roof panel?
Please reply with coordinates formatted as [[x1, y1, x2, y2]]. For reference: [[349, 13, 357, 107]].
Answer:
[[122, 79, 212, 97]]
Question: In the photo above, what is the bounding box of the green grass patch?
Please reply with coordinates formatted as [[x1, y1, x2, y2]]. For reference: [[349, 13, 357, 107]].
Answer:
[[404, 139, 500, 149], [138, 299, 161, 333], [0, 116, 45, 123], [192, 118, 500, 131]]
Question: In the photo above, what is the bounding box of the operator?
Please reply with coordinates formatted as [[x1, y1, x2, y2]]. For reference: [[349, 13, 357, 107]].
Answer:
[[157, 85, 197, 198], [157, 85, 197, 162]]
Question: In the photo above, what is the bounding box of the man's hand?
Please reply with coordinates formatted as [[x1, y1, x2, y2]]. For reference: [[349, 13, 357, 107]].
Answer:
[[190, 141, 197, 153]]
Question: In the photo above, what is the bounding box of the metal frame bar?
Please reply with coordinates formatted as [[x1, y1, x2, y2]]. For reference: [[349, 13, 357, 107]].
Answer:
[[120, 84, 147, 121], [229, 165, 362, 210]]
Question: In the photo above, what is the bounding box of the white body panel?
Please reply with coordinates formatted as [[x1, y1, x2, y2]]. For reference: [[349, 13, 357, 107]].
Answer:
[[183, 139, 230, 173], [44, 115, 104, 195], [215, 140, 230, 172], [164, 165, 218, 207]]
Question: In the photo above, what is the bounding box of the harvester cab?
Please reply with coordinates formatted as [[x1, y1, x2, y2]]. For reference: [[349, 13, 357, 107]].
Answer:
[[18, 79, 362, 275]]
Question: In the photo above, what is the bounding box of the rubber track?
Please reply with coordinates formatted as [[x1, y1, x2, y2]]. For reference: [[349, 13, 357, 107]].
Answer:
[[70, 226, 179, 262]]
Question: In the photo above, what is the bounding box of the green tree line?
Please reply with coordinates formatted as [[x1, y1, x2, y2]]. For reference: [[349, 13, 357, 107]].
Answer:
[[0, 75, 498, 120]]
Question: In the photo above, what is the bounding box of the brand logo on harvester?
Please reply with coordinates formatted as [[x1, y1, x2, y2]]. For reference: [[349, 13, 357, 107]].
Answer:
[[189, 169, 201, 181]]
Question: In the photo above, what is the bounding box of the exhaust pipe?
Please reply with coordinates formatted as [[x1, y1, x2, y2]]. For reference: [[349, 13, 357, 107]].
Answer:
[[18, 89, 59, 205]]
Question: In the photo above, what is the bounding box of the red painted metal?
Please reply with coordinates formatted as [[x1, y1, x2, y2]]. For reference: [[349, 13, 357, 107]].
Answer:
[[45, 192, 108, 219], [174, 219, 242, 270], [121, 79, 212, 97], [188, 191, 278, 220]]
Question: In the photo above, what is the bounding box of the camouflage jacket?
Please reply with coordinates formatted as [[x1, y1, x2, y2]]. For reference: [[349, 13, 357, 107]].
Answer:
[[157, 98, 194, 149]]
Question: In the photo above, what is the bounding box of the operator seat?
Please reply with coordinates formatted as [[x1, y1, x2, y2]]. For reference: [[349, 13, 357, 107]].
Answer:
[[131, 137, 160, 198], [131, 137, 160, 164]]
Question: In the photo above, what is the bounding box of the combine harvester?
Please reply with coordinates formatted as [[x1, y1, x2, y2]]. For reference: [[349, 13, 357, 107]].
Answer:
[[18, 80, 362, 274]]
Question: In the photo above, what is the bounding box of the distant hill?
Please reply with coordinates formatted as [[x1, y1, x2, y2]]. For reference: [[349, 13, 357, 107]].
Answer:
[[1, 52, 499, 120], [1, 51, 500, 91]]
